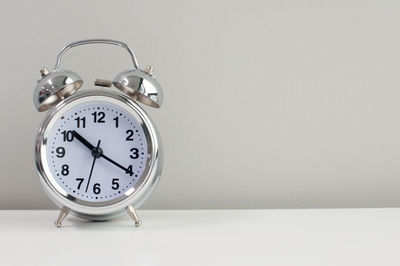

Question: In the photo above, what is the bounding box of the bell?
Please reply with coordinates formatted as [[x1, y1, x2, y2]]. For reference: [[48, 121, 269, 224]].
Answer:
[[113, 66, 163, 108], [33, 68, 83, 111]]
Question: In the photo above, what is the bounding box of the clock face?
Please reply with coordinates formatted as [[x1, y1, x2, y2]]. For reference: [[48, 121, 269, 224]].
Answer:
[[44, 100, 149, 203]]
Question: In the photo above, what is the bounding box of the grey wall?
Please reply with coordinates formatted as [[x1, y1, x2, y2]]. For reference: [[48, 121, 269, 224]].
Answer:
[[1, 0, 400, 209]]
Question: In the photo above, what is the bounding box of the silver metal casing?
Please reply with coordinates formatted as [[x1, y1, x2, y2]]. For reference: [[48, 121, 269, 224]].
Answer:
[[113, 69, 164, 108], [33, 70, 83, 112], [34, 90, 163, 220]]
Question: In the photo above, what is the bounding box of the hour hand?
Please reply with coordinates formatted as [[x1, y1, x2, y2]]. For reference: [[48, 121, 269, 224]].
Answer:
[[72, 130, 95, 150]]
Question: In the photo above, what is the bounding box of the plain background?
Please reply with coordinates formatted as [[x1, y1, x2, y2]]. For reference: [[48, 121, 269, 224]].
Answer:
[[0, 0, 399, 209]]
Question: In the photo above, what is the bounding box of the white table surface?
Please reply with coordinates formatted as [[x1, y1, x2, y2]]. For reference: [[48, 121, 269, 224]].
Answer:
[[0, 209, 399, 266]]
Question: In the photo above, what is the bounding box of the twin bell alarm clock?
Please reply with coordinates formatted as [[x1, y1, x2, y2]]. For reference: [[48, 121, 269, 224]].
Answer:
[[33, 39, 164, 227]]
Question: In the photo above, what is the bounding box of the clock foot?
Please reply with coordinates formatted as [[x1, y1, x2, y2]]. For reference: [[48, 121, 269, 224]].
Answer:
[[126, 205, 142, 227], [54, 206, 70, 228]]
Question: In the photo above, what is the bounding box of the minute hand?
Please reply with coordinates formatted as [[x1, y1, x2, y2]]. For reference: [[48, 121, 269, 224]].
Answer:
[[72, 130, 131, 174], [101, 153, 131, 174]]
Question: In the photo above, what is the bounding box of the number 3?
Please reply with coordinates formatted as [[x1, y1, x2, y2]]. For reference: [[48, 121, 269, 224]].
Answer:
[[130, 148, 139, 159]]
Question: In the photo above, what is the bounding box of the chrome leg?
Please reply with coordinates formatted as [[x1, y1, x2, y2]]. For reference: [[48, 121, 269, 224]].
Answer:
[[54, 206, 70, 228], [126, 205, 142, 227]]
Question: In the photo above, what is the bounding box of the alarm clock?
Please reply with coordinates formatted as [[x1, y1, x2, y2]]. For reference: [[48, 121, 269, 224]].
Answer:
[[33, 39, 164, 228]]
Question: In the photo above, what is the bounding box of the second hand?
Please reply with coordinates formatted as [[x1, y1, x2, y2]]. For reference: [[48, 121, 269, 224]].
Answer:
[[85, 139, 101, 193]]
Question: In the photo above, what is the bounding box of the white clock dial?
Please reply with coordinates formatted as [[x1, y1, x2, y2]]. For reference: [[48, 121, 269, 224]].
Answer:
[[45, 101, 148, 202]]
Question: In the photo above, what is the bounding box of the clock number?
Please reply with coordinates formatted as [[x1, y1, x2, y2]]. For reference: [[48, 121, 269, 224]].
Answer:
[[61, 164, 69, 176], [92, 112, 105, 123], [112, 178, 119, 190], [113, 117, 119, 128], [56, 147, 65, 158], [93, 183, 101, 194], [130, 148, 139, 159], [61, 130, 74, 142], [126, 130, 134, 141], [126, 165, 134, 176], [76, 178, 84, 189], [74, 117, 86, 128]]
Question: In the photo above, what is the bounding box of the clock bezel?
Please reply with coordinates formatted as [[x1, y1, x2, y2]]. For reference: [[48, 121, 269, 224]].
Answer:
[[35, 90, 163, 220]]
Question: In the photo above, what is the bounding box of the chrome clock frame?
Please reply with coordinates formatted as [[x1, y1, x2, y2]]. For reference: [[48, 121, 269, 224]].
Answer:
[[35, 90, 163, 222]]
